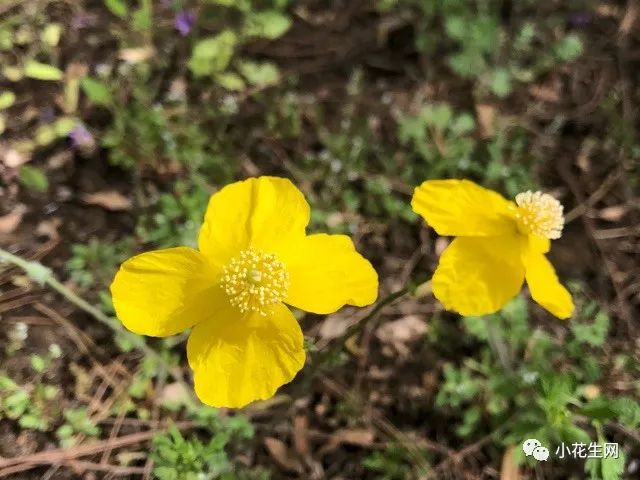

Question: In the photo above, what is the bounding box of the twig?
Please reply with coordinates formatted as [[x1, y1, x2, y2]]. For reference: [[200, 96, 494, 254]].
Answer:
[[0, 422, 194, 476], [312, 287, 411, 369], [485, 317, 513, 373]]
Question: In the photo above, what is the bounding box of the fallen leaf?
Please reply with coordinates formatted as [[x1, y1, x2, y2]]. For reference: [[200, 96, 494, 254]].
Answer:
[[263, 437, 302, 473], [159, 382, 190, 406], [318, 313, 351, 340], [0, 204, 27, 233], [36, 218, 61, 240], [598, 205, 627, 222], [583, 384, 601, 400], [1, 148, 31, 168], [529, 81, 560, 103], [293, 415, 310, 457], [475, 103, 496, 139], [500, 446, 520, 480], [119, 46, 155, 64], [319, 428, 375, 455], [82, 191, 132, 211], [376, 315, 427, 346]]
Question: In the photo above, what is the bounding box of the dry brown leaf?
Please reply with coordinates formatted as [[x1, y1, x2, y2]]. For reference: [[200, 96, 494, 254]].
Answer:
[[376, 315, 427, 346], [529, 82, 560, 103], [263, 437, 302, 473], [293, 415, 310, 457], [0, 204, 27, 234], [119, 46, 155, 64], [333, 428, 375, 447], [1, 148, 31, 168], [500, 446, 520, 480], [476, 103, 496, 138], [36, 218, 61, 240], [318, 313, 351, 340], [598, 205, 627, 222], [82, 191, 132, 211], [159, 382, 190, 406]]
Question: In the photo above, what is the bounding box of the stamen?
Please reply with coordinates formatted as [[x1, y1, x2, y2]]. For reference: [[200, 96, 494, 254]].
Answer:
[[220, 248, 290, 316], [514, 191, 564, 240]]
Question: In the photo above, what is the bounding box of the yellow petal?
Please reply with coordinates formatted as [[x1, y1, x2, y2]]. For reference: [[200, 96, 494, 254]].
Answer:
[[411, 179, 516, 236], [529, 235, 550, 253], [198, 177, 310, 269], [432, 234, 526, 316], [187, 301, 305, 408], [525, 252, 574, 319], [111, 248, 219, 337], [282, 234, 378, 314]]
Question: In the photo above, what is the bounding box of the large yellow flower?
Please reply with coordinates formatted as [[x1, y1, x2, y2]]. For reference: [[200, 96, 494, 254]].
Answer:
[[411, 179, 573, 319], [111, 176, 378, 408]]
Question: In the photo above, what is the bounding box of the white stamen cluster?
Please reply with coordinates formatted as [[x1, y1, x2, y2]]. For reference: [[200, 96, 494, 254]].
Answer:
[[514, 190, 564, 239], [220, 248, 290, 315]]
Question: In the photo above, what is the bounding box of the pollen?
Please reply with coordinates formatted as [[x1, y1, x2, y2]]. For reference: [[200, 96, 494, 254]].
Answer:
[[220, 248, 290, 315], [514, 190, 564, 240]]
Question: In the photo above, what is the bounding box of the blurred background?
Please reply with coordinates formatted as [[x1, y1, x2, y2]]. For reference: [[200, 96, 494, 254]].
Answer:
[[0, 0, 638, 479]]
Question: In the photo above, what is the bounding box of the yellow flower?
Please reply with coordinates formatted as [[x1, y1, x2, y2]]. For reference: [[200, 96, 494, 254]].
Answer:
[[111, 177, 378, 408], [411, 179, 573, 319]]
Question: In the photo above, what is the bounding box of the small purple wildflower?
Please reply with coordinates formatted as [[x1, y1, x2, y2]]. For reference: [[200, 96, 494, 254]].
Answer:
[[69, 125, 94, 148], [568, 12, 590, 27], [175, 10, 196, 36]]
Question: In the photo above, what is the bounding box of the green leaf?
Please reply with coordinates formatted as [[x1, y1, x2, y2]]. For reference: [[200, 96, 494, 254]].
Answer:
[[41, 23, 62, 47], [35, 125, 57, 146], [214, 72, 245, 91], [554, 34, 583, 62], [30, 354, 47, 373], [54, 117, 78, 136], [19, 165, 49, 193], [132, 0, 152, 32], [24, 60, 63, 81], [237, 61, 280, 86], [242, 11, 291, 39], [579, 397, 618, 421], [602, 450, 626, 480], [188, 31, 237, 77], [81, 77, 113, 106], [104, 0, 128, 18], [0, 91, 16, 110], [490, 68, 512, 98]]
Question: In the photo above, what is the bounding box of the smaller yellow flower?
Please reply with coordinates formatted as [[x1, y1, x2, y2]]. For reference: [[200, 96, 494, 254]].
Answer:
[[111, 176, 378, 408], [411, 179, 573, 319]]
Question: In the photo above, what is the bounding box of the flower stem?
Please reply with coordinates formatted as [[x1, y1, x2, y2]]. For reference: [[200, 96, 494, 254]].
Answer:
[[484, 316, 513, 373], [312, 286, 414, 370], [0, 247, 196, 406]]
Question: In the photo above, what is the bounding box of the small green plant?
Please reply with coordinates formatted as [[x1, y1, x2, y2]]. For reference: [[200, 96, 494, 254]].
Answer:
[[66, 238, 134, 289], [136, 180, 210, 248], [429, 293, 639, 478], [56, 407, 101, 447], [0, 346, 62, 432], [363, 443, 414, 480], [152, 413, 257, 480], [379, 0, 583, 97]]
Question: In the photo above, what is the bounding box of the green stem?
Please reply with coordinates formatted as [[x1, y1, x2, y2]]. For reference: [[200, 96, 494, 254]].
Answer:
[[312, 286, 413, 370], [0, 247, 196, 406], [484, 316, 513, 373]]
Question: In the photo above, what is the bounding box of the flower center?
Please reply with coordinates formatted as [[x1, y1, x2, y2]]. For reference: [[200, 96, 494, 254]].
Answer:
[[514, 190, 564, 239], [220, 248, 290, 315]]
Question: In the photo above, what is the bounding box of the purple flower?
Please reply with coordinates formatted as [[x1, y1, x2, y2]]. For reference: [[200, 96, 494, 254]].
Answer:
[[175, 10, 196, 36], [568, 12, 590, 27], [69, 125, 94, 148]]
